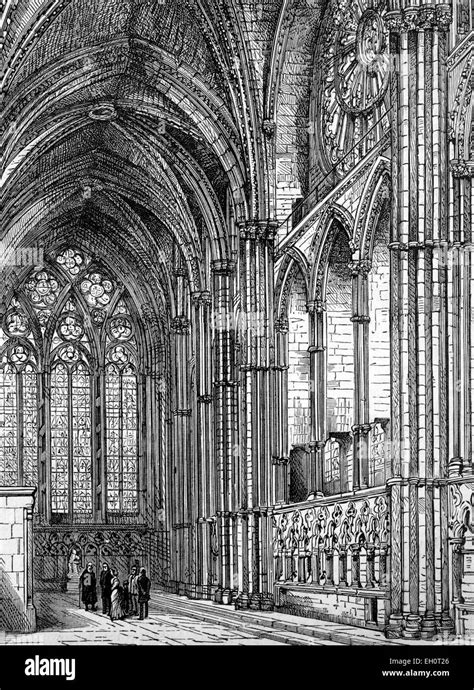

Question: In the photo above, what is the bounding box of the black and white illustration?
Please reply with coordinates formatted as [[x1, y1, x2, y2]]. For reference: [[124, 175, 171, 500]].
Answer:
[[1, 0, 473, 647]]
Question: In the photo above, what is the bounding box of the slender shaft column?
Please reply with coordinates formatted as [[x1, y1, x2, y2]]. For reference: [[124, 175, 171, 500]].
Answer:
[[307, 302, 323, 496], [351, 544, 361, 588], [171, 312, 192, 591], [385, 2, 453, 639], [191, 291, 213, 598], [273, 317, 289, 503], [24, 501, 36, 631], [239, 220, 277, 609], [449, 162, 474, 477], [351, 260, 371, 490], [212, 260, 237, 602], [314, 300, 326, 494]]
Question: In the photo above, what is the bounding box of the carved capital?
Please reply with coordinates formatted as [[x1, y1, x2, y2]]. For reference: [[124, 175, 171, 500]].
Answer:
[[352, 423, 372, 436], [419, 5, 437, 29], [192, 290, 212, 306], [386, 5, 452, 32], [450, 160, 474, 178], [385, 10, 404, 32], [171, 315, 191, 334], [262, 120, 276, 138], [435, 4, 453, 31], [239, 220, 278, 242], [329, 431, 353, 449], [349, 259, 372, 276], [272, 456, 290, 466], [404, 7, 420, 30], [173, 409, 192, 417], [197, 394, 213, 404], [211, 259, 236, 276]]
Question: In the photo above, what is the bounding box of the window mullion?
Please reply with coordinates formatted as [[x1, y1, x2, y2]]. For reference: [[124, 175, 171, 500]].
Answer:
[[68, 369, 73, 520], [17, 369, 24, 485], [119, 372, 123, 513]]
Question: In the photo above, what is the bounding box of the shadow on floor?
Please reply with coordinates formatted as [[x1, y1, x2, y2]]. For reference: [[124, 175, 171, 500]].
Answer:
[[35, 591, 102, 632]]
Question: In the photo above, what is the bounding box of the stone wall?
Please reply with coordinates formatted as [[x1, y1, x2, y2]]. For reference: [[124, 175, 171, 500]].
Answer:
[[368, 219, 390, 420], [0, 488, 36, 632], [326, 232, 354, 433], [275, 584, 387, 629], [288, 271, 311, 446]]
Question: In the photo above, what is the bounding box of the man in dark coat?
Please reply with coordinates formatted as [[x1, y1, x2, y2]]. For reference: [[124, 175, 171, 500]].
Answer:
[[128, 566, 139, 616], [79, 562, 97, 611], [137, 567, 151, 620], [99, 562, 113, 615]]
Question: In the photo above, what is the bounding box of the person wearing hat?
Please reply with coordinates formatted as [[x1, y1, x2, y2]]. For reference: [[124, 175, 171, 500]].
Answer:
[[137, 567, 151, 620]]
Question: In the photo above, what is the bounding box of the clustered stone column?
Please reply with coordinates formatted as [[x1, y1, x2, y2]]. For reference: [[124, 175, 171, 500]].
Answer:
[[237, 220, 277, 610], [350, 259, 372, 490], [386, 1, 453, 639], [311, 299, 327, 496], [449, 161, 474, 478], [212, 259, 237, 604], [191, 290, 214, 599], [170, 303, 193, 593], [272, 316, 289, 504], [24, 502, 36, 630]]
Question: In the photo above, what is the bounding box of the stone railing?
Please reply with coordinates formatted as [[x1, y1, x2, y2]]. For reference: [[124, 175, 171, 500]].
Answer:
[[273, 489, 389, 590]]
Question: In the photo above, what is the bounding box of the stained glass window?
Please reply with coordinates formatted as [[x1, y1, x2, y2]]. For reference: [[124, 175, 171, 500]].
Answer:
[[56, 248, 87, 277], [72, 363, 92, 514], [80, 271, 114, 308], [0, 363, 18, 485], [0, 343, 38, 488], [51, 363, 69, 513], [105, 364, 121, 512], [24, 269, 60, 308], [22, 364, 38, 486], [0, 248, 141, 522], [122, 365, 138, 513], [105, 298, 139, 514], [105, 357, 138, 514]]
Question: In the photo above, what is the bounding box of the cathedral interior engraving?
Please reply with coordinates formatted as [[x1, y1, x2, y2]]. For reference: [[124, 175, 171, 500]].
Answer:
[[1, 0, 473, 646]]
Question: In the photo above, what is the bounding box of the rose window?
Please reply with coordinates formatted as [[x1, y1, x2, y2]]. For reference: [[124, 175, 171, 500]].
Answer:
[[314, 0, 391, 176]]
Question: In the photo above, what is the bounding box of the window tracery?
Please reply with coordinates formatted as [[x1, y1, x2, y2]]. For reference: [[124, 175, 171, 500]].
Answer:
[[0, 247, 142, 522], [314, 0, 390, 176]]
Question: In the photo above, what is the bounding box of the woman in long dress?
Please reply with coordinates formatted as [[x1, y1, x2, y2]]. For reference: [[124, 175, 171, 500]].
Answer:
[[109, 568, 125, 621]]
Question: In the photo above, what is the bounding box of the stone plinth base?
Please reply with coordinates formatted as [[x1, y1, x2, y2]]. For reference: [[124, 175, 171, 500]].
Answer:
[[0, 488, 36, 632]]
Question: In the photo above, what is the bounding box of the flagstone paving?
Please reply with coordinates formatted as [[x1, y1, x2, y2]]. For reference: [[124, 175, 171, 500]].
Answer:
[[1, 590, 469, 646]]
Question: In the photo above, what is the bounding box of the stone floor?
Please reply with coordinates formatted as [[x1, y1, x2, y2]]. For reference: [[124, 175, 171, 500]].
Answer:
[[1, 590, 471, 646], [1, 591, 289, 646]]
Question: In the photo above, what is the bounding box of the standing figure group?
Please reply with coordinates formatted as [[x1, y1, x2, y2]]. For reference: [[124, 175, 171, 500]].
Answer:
[[126, 566, 152, 619], [79, 562, 151, 621]]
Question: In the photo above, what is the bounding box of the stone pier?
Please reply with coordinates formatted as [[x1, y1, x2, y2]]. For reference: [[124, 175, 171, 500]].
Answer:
[[0, 488, 36, 632]]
